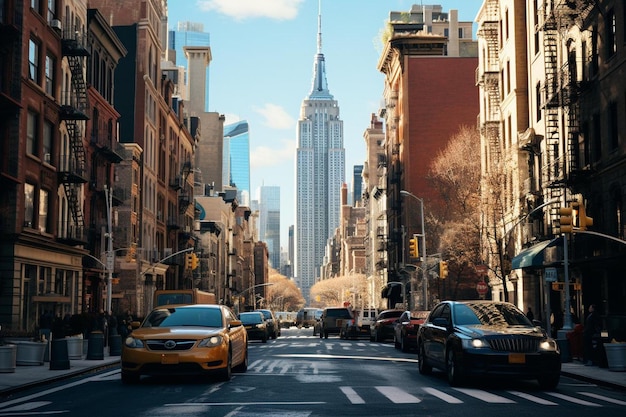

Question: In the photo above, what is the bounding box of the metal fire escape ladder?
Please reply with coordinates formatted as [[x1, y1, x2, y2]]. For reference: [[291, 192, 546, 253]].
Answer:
[[541, 5, 564, 230], [60, 26, 90, 239], [478, 0, 501, 163]]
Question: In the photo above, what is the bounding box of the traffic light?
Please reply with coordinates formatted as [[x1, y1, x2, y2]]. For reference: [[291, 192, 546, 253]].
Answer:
[[578, 198, 593, 231], [190, 253, 199, 270], [558, 206, 574, 234], [439, 261, 449, 279], [185, 253, 193, 269], [408, 236, 419, 258]]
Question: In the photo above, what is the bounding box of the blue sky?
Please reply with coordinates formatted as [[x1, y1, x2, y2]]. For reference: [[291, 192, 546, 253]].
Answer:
[[167, 0, 482, 246]]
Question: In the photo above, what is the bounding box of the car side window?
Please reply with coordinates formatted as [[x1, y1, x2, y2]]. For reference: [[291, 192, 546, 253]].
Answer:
[[440, 305, 451, 323], [428, 304, 444, 323]]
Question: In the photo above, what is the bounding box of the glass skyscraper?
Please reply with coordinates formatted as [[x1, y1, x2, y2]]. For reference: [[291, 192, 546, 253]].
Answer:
[[259, 186, 281, 270], [295, 7, 345, 303], [224, 120, 251, 205]]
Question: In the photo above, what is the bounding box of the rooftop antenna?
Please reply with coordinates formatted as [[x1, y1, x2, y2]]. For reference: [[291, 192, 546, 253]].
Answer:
[[317, 0, 322, 54]]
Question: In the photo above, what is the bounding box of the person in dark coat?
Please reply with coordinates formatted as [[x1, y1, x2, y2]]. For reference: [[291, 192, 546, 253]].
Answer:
[[583, 304, 602, 365]]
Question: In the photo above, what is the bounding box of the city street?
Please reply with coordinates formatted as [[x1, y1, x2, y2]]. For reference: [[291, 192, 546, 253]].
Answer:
[[1, 327, 625, 417]]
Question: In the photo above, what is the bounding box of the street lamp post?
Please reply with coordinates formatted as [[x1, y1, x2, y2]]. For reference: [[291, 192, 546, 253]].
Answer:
[[400, 190, 428, 310], [238, 282, 275, 310], [104, 185, 114, 314]]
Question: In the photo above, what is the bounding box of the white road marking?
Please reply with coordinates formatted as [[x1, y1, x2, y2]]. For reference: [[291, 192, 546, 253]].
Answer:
[[422, 387, 464, 404], [579, 392, 626, 405], [453, 388, 516, 403], [376, 386, 421, 403], [507, 391, 558, 405], [340, 386, 365, 404], [545, 392, 602, 406]]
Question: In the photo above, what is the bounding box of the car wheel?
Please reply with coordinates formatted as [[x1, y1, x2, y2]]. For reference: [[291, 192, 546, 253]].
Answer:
[[262, 334, 267, 343], [121, 371, 140, 384], [418, 343, 432, 375], [401, 336, 410, 353], [369, 332, 375, 342], [446, 348, 463, 386], [394, 334, 400, 349], [233, 345, 248, 373], [537, 373, 560, 390], [217, 350, 232, 381]]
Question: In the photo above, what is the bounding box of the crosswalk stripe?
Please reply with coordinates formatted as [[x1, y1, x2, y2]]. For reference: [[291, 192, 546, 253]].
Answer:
[[453, 388, 516, 403], [545, 392, 602, 406], [579, 392, 626, 405], [340, 387, 365, 404], [421, 387, 464, 404], [507, 391, 558, 405], [376, 386, 421, 403]]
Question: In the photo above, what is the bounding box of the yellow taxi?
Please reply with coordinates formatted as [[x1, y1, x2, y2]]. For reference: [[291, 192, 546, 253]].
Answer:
[[121, 304, 247, 383]]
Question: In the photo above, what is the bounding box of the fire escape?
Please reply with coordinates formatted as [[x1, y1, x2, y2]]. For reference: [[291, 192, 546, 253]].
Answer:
[[541, 0, 596, 231], [477, 0, 501, 165], [59, 21, 89, 244]]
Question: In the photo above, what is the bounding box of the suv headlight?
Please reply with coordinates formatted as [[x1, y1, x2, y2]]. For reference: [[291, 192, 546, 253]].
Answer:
[[539, 338, 559, 352], [461, 338, 488, 349], [198, 335, 223, 348], [124, 336, 144, 348]]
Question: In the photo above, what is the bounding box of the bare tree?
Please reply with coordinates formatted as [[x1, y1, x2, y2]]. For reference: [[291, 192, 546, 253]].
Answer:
[[266, 269, 305, 311], [310, 274, 369, 308]]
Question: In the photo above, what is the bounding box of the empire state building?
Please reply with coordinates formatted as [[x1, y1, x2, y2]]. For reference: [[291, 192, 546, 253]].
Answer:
[[295, 4, 345, 303]]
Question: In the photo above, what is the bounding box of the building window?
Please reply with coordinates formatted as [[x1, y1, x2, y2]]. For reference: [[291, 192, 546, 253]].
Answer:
[[47, 0, 56, 22], [27, 111, 38, 156], [45, 54, 55, 96], [505, 8, 509, 41], [609, 101, 619, 150], [30, 0, 41, 14], [39, 189, 49, 233], [536, 82, 542, 122], [29, 38, 40, 83], [24, 183, 35, 228], [43, 119, 53, 163], [592, 114, 601, 163], [606, 9, 616, 59]]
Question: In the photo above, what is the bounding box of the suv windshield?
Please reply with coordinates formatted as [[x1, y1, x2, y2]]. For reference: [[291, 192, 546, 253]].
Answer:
[[456, 302, 532, 326], [326, 309, 352, 318]]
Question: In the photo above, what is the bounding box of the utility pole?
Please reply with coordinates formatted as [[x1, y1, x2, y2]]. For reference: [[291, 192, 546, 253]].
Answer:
[[104, 185, 114, 314]]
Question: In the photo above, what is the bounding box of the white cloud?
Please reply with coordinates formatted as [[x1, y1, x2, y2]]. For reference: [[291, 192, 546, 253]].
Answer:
[[250, 139, 295, 168], [254, 103, 295, 130], [197, 0, 304, 21]]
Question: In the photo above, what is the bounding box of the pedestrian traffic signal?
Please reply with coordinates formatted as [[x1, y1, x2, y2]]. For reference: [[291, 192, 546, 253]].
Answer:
[[185, 253, 193, 269], [439, 261, 448, 279], [190, 253, 199, 270], [408, 237, 419, 258]]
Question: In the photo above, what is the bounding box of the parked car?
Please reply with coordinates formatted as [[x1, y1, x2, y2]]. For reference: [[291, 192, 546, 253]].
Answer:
[[254, 309, 280, 339], [370, 309, 404, 342], [319, 307, 354, 339], [121, 304, 248, 383], [239, 311, 268, 343], [340, 308, 379, 339], [296, 308, 322, 328], [416, 300, 561, 389], [393, 310, 429, 352]]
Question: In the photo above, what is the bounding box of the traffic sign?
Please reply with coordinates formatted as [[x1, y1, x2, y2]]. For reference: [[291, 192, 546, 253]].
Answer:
[[476, 281, 488, 295], [545, 267, 557, 282]]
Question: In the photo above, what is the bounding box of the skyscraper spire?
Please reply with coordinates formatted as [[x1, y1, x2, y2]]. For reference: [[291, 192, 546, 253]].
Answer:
[[309, 0, 332, 99]]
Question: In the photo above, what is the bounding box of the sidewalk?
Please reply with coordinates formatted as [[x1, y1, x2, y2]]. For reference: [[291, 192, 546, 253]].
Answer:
[[1, 353, 624, 397], [0, 349, 120, 397]]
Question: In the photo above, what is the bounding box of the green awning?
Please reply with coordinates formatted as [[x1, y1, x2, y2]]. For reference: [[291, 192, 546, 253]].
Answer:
[[511, 239, 559, 270]]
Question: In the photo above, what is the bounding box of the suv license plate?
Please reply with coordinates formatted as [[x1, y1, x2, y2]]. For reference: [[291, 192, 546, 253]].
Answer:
[[508, 353, 526, 364], [161, 354, 179, 364]]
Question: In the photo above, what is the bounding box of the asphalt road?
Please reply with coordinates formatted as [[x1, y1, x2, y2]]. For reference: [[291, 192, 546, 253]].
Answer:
[[1, 327, 625, 417]]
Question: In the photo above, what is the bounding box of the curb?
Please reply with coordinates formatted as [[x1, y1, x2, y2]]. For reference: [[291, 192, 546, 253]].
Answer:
[[0, 360, 120, 397]]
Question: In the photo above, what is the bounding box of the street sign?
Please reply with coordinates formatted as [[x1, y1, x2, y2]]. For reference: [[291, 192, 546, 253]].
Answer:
[[475, 264, 488, 275], [545, 267, 557, 282], [476, 281, 488, 295]]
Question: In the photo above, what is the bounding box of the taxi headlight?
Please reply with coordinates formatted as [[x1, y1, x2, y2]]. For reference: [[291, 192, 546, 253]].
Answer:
[[198, 335, 223, 347], [124, 336, 144, 348], [539, 338, 559, 352]]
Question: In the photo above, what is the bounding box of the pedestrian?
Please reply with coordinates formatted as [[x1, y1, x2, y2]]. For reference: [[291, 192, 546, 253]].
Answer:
[[526, 307, 534, 321], [583, 304, 601, 366], [39, 310, 53, 341]]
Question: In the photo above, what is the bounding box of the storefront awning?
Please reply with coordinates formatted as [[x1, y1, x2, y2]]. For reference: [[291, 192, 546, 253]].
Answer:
[[511, 238, 560, 270]]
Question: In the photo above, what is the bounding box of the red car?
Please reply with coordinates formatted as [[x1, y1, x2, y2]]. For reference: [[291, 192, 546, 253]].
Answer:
[[393, 310, 429, 352], [369, 309, 404, 342]]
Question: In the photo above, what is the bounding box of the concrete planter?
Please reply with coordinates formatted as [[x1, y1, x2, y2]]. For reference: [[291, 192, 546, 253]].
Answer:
[[15, 341, 46, 365], [66, 337, 84, 360], [605, 342, 626, 372], [0, 344, 17, 373]]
